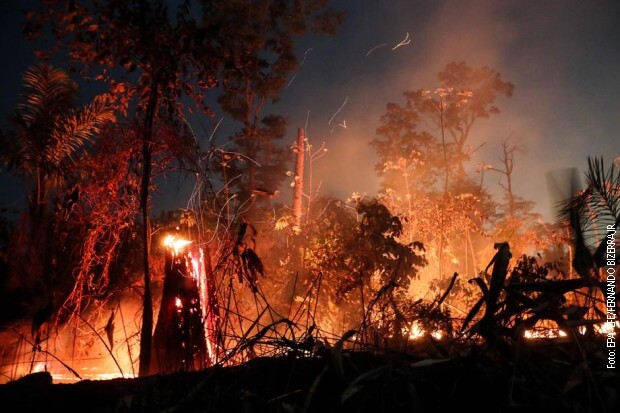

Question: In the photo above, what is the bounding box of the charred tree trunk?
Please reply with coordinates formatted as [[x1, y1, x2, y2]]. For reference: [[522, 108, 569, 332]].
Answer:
[[292, 128, 305, 232], [151, 246, 208, 374]]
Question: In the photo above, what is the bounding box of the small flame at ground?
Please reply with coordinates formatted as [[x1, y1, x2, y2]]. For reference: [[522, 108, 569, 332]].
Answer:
[[522, 320, 619, 339], [407, 321, 445, 340], [523, 328, 568, 339], [597, 321, 620, 335], [409, 322, 424, 340], [35, 362, 134, 383]]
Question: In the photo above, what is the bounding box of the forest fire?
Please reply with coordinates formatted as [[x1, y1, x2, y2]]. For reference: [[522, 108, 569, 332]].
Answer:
[[0, 1, 618, 411]]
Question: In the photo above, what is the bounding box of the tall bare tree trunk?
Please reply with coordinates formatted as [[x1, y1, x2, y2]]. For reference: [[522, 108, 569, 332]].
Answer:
[[292, 128, 305, 232], [138, 74, 160, 377]]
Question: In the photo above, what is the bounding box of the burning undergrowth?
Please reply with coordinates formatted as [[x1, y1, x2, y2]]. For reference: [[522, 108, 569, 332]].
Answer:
[[0, 2, 617, 410], [0, 179, 617, 412], [0, 56, 617, 411]]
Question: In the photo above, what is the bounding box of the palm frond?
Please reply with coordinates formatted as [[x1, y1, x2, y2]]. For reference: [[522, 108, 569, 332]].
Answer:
[[46, 95, 116, 164], [9, 64, 79, 173], [583, 156, 620, 227], [17, 64, 77, 129], [558, 156, 619, 273], [562, 157, 620, 240]]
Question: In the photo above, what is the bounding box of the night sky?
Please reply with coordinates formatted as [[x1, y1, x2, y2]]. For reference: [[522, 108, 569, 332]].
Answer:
[[1, 0, 619, 222]]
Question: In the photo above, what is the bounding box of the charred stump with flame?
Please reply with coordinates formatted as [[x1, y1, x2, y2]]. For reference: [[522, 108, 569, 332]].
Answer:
[[150, 235, 219, 374]]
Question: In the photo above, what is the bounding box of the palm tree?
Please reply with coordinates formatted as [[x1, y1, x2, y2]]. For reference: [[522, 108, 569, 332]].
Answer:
[[0, 63, 114, 328], [3, 64, 114, 219], [559, 156, 619, 278]]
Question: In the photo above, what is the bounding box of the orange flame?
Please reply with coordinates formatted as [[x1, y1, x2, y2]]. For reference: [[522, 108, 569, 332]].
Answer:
[[163, 234, 192, 255]]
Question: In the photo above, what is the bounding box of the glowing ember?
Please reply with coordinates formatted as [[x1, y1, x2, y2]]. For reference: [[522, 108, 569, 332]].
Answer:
[[163, 234, 192, 255]]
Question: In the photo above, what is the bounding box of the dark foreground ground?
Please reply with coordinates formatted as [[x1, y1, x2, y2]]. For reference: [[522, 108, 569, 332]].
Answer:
[[1, 339, 618, 413]]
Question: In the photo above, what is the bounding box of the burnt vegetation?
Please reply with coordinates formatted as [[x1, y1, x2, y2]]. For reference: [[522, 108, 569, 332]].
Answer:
[[0, 1, 618, 412]]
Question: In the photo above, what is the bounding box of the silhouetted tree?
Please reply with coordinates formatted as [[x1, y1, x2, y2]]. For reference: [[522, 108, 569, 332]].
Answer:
[[372, 61, 514, 194]]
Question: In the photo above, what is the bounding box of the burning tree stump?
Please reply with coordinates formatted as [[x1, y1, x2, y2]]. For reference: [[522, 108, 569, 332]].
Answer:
[[150, 237, 218, 374]]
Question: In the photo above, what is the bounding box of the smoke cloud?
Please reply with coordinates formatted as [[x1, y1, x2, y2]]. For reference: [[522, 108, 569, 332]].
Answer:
[[273, 0, 620, 223]]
